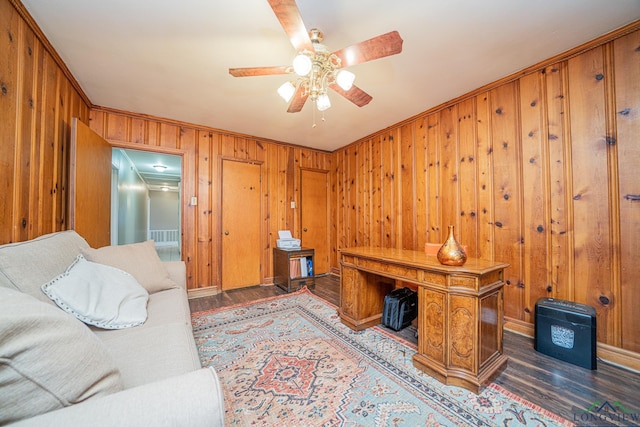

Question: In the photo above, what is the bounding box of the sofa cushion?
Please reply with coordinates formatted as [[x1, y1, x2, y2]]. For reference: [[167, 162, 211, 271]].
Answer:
[[0, 230, 90, 305], [0, 287, 123, 425], [42, 255, 149, 329], [82, 240, 178, 294], [92, 288, 202, 388]]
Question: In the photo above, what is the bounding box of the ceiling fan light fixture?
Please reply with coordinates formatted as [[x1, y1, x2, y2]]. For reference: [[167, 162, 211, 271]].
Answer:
[[336, 69, 355, 91], [292, 54, 312, 76], [277, 81, 296, 102], [316, 93, 331, 111]]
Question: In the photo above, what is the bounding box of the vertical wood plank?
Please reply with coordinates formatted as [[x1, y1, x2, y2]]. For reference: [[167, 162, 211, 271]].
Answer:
[[355, 142, 368, 247], [439, 106, 459, 233], [334, 148, 345, 258], [346, 144, 358, 247], [56, 76, 71, 232], [545, 62, 573, 302], [106, 114, 128, 142], [519, 71, 551, 323], [381, 132, 395, 248], [400, 123, 416, 250], [475, 92, 495, 261], [568, 46, 613, 343], [17, 20, 37, 243], [426, 113, 441, 243], [37, 53, 57, 236], [196, 130, 212, 289], [210, 133, 222, 287], [371, 136, 382, 247], [490, 82, 524, 321], [130, 117, 146, 145], [329, 149, 338, 269], [29, 38, 44, 240], [414, 117, 428, 250], [159, 123, 179, 149], [458, 99, 478, 256], [147, 121, 160, 146], [0, 1, 19, 243], [179, 128, 197, 288], [613, 31, 640, 352]]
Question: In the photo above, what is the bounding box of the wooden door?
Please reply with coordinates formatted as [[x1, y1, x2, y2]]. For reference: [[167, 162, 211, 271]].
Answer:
[[69, 117, 112, 248], [221, 160, 262, 290], [301, 169, 329, 274]]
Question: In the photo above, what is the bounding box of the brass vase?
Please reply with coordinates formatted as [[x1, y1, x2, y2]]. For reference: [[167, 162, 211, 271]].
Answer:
[[437, 225, 467, 266]]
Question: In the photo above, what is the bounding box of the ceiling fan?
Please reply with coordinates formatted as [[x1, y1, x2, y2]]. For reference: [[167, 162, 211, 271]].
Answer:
[[229, 0, 403, 114]]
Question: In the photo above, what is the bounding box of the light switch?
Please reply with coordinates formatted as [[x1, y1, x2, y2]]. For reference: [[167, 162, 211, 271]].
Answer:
[[191, 196, 198, 206], [290, 201, 296, 209]]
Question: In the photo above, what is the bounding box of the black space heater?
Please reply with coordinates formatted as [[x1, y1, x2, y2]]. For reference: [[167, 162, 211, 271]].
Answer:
[[534, 298, 597, 370]]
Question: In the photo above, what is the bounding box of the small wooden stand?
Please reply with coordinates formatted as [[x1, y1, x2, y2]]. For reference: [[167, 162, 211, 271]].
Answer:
[[273, 247, 315, 292]]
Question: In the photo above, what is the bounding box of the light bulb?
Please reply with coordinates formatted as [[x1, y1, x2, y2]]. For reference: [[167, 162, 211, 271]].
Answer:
[[336, 69, 355, 91], [316, 93, 331, 111], [292, 54, 312, 76], [277, 81, 296, 102]]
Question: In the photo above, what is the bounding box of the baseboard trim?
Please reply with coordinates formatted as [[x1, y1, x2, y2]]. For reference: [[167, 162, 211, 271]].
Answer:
[[187, 286, 219, 299], [504, 318, 640, 373]]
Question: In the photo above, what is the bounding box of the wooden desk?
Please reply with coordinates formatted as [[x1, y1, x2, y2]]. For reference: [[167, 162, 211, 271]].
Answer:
[[339, 246, 509, 393]]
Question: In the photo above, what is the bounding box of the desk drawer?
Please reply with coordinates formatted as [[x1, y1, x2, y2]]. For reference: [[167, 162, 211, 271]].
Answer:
[[358, 259, 419, 282], [421, 271, 447, 287]]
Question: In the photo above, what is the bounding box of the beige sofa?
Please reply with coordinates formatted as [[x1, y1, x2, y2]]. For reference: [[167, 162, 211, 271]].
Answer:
[[0, 231, 225, 426]]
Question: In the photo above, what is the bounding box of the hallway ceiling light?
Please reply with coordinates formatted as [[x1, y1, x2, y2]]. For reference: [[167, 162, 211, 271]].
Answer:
[[153, 164, 168, 172]]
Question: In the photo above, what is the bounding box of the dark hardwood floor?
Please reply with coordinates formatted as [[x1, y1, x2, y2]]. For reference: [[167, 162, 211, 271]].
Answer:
[[190, 275, 640, 426]]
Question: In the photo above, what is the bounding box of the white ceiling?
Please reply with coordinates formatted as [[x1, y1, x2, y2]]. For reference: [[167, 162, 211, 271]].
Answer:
[[22, 0, 640, 152], [117, 148, 181, 192]]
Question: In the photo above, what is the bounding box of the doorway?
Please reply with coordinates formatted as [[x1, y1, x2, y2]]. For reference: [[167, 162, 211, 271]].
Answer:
[[221, 159, 262, 290], [300, 169, 330, 275], [111, 148, 182, 260]]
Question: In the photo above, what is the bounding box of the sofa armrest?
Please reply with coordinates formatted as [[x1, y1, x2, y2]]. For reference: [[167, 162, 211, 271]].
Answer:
[[11, 368, 224, 427], [164, 261, 186, 289]]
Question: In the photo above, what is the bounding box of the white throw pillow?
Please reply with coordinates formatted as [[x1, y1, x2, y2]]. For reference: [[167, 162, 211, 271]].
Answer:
[[42, 255, 149, 329], [0, 287, 123, 425]]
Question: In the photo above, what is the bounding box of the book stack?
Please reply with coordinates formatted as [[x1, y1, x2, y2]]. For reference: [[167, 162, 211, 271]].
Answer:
[[289, 256, 313, 278]]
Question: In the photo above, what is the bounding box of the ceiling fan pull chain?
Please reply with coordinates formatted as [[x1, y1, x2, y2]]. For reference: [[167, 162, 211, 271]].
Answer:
[[312, 106, 317, 128]]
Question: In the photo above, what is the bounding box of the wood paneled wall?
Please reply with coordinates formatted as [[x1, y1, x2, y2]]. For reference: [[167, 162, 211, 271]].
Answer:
[[0, 0, 91, 244], [88, 108, 332, 292], [3, 0, 638, 363], [332, 27, 640, 355]]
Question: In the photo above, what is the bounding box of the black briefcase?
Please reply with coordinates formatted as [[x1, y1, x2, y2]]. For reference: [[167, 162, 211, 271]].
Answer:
[[382, 287, 418, 331]]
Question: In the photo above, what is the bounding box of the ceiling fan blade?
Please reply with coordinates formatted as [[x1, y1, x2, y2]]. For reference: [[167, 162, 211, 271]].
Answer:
[[229, 66, 292, 77], [287, 85, 309, 113], [330, 83, 373, 107], [267, 0, 314, 52], [332, 31, 403, 68]]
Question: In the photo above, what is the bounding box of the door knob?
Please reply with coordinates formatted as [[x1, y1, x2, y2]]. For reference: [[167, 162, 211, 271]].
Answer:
[[303, 228, 308, 232], [224, 230, 229, 235]]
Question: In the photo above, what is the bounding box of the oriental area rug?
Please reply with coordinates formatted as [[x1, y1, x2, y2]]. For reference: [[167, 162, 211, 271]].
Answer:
[[191, 288, 573, 427]]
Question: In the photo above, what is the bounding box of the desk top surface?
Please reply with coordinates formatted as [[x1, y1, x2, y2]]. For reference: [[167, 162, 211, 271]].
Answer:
[[340, 246, 509, 275]]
